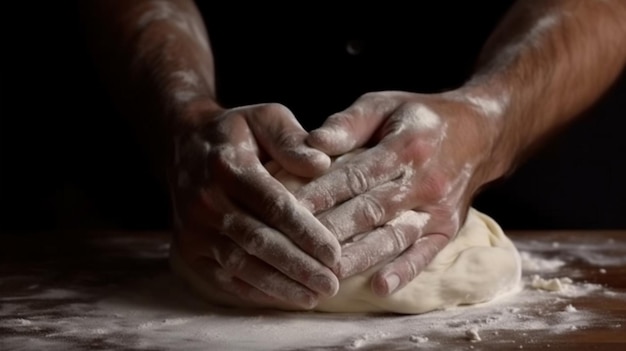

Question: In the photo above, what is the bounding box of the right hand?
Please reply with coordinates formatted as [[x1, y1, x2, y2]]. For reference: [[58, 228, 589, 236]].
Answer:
[[169, 102, 341, 310]]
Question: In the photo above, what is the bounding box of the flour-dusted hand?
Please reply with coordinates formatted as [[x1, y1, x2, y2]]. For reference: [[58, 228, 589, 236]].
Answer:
[[297, 91, 504, 296], [171, 103, 341, 309]]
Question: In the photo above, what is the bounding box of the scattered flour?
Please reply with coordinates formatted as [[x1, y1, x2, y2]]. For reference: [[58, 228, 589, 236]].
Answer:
[[409, 335, 429, 343], [1, 235, 625, 350], [1, 271, 622, 350], [465, 327, 482, 342], [520, 251, 566, 272], [564, 304, 577, 313], [530, 275, 573, 292], [515, 238, 626, 267]]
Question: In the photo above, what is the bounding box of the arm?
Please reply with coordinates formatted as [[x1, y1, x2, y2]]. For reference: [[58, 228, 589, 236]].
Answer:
[[466, 0, 626, 180], [81, 0, 219, 169], [297, 0, 626, 296], [80, 0, 340, 309]]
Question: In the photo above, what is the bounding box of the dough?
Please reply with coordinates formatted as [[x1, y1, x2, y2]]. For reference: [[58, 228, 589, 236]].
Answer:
[[170, 152, 522, 314], [314, 207, 522, 314]]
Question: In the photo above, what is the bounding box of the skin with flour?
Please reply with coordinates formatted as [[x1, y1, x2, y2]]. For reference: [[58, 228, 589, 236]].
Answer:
[[81, 0, 626, 309]]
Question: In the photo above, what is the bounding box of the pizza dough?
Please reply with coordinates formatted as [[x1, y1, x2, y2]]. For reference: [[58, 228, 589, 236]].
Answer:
[[314, 207, 522, 313], [170, 153, 522, 314]]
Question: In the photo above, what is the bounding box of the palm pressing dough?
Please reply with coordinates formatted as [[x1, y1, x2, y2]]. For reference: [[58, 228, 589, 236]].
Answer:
[[170, 152, 522, 314]]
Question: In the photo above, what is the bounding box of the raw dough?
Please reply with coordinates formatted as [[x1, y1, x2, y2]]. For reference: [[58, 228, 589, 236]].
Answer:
[[170, 152, 522, 314], [314, 207, 522, 313]]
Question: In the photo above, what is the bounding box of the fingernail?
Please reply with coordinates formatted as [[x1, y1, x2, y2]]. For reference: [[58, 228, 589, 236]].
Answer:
[[310, 273, 339, 296], [384, 274, 401, 294]]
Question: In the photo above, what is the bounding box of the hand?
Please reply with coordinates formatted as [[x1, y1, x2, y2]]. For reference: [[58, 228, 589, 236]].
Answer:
[[295, 90, 500, 297], [170, 102, 342, 310]]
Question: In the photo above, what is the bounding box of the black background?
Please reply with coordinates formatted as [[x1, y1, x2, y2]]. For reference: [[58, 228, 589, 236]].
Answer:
[[1, 1, 625, 233]]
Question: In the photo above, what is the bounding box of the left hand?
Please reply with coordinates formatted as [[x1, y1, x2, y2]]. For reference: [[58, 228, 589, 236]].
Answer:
[[294, 90, 502, 296]]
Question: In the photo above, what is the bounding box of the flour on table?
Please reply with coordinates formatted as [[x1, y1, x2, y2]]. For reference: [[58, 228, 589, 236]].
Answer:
[[465, 326, 482, 342], [2, 234, 625, 351], [530, 275, 573, 292], [171, 150, 522, 314]]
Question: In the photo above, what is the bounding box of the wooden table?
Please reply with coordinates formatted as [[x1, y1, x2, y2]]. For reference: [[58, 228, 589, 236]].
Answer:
[[1, 230, 625, 350]]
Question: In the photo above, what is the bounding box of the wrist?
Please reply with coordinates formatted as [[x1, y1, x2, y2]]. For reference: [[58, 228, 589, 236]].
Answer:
[[169, 98, 224, 135], [166, 97, 224, 180], [444, 83, 515, 187]]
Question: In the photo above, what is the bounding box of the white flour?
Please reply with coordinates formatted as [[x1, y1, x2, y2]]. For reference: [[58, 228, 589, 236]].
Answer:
[[1, 237, 625, 350]]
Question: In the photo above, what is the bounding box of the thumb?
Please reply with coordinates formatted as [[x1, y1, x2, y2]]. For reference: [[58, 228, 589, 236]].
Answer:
[[246, 103, 331, 178], [307, 93, 396, 156]]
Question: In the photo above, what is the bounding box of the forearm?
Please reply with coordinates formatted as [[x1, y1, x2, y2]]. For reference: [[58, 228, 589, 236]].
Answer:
[[80, 0, 220, 172], [462, 0, 626, 181]]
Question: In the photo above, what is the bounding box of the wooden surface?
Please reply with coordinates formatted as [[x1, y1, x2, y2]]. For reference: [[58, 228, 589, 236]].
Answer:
[[1, 230, 625, 350]]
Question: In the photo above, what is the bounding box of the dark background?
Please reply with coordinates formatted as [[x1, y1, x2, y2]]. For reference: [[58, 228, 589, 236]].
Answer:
[[1, 1, 625, 233]]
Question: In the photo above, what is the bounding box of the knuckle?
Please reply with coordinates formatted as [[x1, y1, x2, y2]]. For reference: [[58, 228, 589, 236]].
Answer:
[[418, 171, 450, 202], [403, 256, 421, 281], [315, 186, 337, 212], [320, 215, 339, 236], [358, 91, 392, 103], [339, 249, 373, 278], [358, 195, 386, 227], [258, 102, 292, 118], [260, 191, 296, 224], [326, 110, 351, 124], [297, 184, 335, 213], [221, 247, 248, 274], [276, 131, 302, 150], [387, 225, 408, 253], [207, 145, 236, 173], [404, 138, 436, 163], [359, 91, 379, 101], [241, 227, 274, 257], [344, 165, 369, 195], [214, 268, 235, 286]]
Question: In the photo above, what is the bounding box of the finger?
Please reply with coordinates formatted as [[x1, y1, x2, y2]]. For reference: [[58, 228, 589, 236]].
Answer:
[[294, 146, 406, 214], [246, 103, 331, 177], [370, 233, 450, 297], [201, 235, 321, 309], [306, 92, 398, 155], [192, 257, 313, 310], [180, 177, 340, 296], [317, 180, 414, 242], [337, 211, 432, 278], [222, 211, 339, 297], [170, 241, 287, 309], [226, 159, 341, 269]]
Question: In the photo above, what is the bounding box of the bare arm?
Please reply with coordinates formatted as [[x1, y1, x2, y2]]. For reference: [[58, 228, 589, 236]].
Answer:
[[80, 0, 220, 172], [466, 0, 626, 182]]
